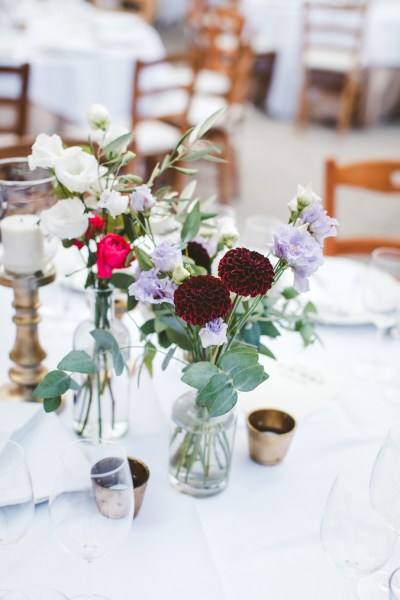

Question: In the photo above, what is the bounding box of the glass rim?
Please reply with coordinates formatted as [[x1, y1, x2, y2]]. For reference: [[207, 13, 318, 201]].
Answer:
[[372, 247, 400, 261], [0, 157, 54, 186], [61, 438, 128, 478], [389, 566, 400, 593]]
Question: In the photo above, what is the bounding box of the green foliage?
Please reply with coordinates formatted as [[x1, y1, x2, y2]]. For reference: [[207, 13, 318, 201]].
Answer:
[[57, 351, 96, 374], [90, 329, 125, 376], [181, 201, 201, 243]]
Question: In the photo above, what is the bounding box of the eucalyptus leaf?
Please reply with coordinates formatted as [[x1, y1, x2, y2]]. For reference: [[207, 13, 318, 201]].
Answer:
[[43, 396, 62, 413], [161, 346, 176, 371], [232, 364, 267, 392], [181, 361, 220, 390], [188, 108, 226, 145], [57, 351, 96, 374], [196, 374, 237, 417], [173, 166, 198, 176], [33, 370, 71, 399], [219, 347, 258, 374], [282, 287, 299, 300], [180, 179, 197, 200], [90, 329, 124, 376]]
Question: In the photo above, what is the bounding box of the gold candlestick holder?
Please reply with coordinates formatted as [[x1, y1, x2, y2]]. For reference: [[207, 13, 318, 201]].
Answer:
[[0, 265, 56, 403]]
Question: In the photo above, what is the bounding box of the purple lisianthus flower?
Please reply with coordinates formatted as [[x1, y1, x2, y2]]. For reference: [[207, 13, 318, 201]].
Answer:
[[128, 269, 177, 304], [299, 203, 338, 246], [199, 318, 228, 349], [273, 224, 323, 292], [151, 242, 182, 273], [130, 185, 156, 212]]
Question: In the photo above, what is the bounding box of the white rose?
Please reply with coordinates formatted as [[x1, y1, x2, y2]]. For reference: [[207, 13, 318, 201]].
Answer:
[[87, 103, 111, 131], [98, 190, 128, 218], [55, 149, 101, 194], [28, 133, 66, 170], [40, 198, 89, 240], [100, 125, 130, 152]]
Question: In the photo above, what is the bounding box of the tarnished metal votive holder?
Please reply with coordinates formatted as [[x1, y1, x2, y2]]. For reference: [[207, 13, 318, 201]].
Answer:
[[128, 457, 150, 519], [92, 456, 150, 520], [246, 409, 296, 466], [92, 457, 132, 520]]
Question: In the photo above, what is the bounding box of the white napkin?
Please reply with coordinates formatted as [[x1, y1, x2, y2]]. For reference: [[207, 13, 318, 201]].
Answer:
[[0, 402, 75, 503], [0, 402, 42, 440]]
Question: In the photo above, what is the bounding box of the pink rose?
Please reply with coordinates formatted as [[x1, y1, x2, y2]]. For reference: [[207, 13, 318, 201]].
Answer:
[[96, 234, 133, 279]]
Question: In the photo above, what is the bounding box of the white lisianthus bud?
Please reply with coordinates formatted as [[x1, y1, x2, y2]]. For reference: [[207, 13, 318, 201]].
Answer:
[[289, 183, 322, 213], [199, 318, 228, 349], [98, 190, 128, 218], [55, 149, 102, 194], [130, 184, 156, 212], [28, 133, 66, 170], [40, 198, 89, 239], [172, 263, 191, 284], [218, 217, 239, 249], [87, 103, 111, 131]]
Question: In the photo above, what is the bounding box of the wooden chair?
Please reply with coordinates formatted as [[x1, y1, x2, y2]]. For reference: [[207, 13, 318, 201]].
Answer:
[[131, 53, 198, 190], [119, 0, 156, 22], [324, 158, 400, 255], [0, 64, 30, 140], [296, 2, 367, 132]]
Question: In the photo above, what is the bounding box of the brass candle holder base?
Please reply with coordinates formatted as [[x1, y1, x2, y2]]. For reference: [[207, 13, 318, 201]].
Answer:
[[0, 266, 56, 403]]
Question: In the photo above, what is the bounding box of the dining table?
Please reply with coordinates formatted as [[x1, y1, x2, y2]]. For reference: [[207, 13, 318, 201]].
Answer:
[[0, 0, 165, 125], [0, 252, 399, 599]]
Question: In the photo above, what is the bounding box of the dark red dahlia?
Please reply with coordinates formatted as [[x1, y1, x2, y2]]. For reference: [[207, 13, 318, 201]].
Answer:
[[187, 241, 211, 271], [218, 247, 274, 297], [174, 275, 231, 326]]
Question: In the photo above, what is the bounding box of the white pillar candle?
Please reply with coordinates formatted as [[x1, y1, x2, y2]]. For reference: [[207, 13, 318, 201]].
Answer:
[[0, 214, 46, 275]]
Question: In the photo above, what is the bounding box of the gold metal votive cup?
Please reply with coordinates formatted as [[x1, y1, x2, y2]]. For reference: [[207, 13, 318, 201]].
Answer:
[[246, 409, 296, 466], [128, 457, 150, 519]]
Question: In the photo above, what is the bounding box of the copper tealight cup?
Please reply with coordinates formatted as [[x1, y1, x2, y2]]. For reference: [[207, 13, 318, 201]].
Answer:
[[246, 409, 296, 465], [91, 456, 132, 519], [128, 457, 150, 519]]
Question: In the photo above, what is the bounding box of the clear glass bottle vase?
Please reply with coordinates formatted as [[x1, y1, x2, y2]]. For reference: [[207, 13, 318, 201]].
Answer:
[[169, 390, 237, 497], [72, 286, 131, 440]]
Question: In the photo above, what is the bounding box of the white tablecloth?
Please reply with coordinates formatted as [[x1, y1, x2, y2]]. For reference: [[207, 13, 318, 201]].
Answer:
[[0, 1, 165, 124], [1, 257, 400, 599]]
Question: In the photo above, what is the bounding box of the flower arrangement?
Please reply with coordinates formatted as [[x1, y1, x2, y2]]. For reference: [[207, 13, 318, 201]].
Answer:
[[31, 103, 337, 457]]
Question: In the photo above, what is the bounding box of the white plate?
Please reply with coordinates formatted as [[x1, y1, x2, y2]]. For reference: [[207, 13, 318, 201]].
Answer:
[[303, 256, 400, 326]]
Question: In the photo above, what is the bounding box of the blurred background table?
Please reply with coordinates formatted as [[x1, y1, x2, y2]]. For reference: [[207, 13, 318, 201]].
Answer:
[[0, 1, 165, 125]]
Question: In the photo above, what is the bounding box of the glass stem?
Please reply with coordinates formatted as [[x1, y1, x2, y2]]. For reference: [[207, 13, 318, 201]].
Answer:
[[374, 325, 387, 367], [343, 577, 356, 600]]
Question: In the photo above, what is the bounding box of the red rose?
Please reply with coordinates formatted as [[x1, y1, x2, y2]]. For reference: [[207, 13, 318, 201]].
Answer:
[[96, 233, 133, 279], [85, 214, 106, 241]]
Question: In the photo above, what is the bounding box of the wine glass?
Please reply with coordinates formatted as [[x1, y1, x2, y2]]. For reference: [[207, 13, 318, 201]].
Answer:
[[49, 439, 134, 600], [321, 463, 396, 599], [1, 589, 68, 600], [0, 439, 34, 597], [357, 248, 400, 383], [241, 215, 282, 253], [370, 425, 400, 535], [390, 567, 400, 598]]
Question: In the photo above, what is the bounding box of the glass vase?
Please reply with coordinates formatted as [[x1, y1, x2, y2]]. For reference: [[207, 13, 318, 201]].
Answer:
[[72, 286, 131, 440], [169, 390, 237, 497]]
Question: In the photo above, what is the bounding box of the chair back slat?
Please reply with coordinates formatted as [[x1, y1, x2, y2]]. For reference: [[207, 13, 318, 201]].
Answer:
[[324, 158, 400, 255], [0, 64, 30, 137]]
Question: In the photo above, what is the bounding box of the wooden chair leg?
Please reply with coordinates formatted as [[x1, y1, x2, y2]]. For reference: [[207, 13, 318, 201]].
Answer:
[[337, 76, 358, 133], [296, 72, 310, 128]]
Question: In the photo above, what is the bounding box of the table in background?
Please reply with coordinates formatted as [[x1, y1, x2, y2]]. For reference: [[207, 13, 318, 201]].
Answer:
[[242, 0, 400, 124], [0, 0, 165, 125], [0, 258, 399, 599]]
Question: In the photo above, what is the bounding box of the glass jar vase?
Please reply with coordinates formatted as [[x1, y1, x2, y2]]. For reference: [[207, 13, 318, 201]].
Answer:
[[73, 286, 131, 440], [169, 390, 237, 497]]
